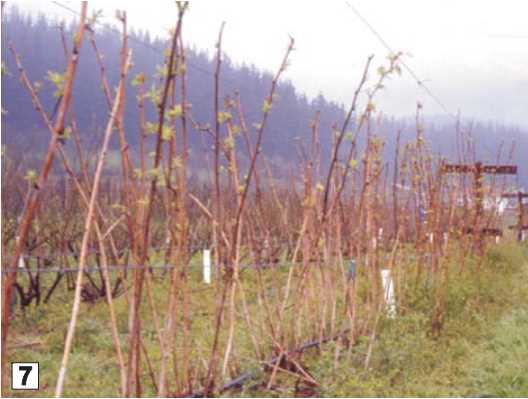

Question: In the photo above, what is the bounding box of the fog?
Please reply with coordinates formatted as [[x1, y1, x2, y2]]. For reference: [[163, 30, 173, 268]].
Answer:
[[10, 0, 528, 128]]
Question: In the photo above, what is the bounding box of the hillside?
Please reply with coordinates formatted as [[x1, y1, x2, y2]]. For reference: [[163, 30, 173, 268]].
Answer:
[[1, 7, 527, 187]]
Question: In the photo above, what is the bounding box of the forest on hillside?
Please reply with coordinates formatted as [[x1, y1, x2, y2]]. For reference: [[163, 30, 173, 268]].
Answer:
[[1, 7, 343, 169], [2, 6, 527, 187]]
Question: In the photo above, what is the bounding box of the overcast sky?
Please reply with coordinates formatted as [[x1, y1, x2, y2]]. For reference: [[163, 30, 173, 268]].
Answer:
[[9, 0, 528, 128]]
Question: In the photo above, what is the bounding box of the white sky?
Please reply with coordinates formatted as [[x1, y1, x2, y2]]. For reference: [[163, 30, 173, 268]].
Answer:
[[7, 0, 528, 128]]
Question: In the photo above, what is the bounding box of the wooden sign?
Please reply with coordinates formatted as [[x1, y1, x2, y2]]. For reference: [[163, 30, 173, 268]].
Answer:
[[441, 163, 517, 175], [481, 165, 517, 174]]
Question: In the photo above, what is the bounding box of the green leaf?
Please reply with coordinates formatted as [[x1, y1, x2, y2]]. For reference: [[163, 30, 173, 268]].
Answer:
[[262, 99, 272, 113], [155, 64, 168, 78], [1, 61, 8, 76], [46, 70, 65, 98], [131, 73, 145, 87], [217, 111, 232, 124], [62, 127, 72, 140], [168, 104, 183, 118], [161, 126, 174, 141], [349, 159, 358, 169], [148, 167, 161, 179], [133, 168, 144, 179], [145, 122, 158, 135], [229, 124, 241, 136], [24, 169, 38, 184], [224, 136, 235, 150], [146, 85, 161, 106]]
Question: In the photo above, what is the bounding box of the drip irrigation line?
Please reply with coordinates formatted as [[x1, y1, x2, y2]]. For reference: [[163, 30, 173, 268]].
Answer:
[[192, 326, 354, 397]]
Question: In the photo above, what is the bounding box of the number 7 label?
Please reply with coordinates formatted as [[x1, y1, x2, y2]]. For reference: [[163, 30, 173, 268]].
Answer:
[[11, 362, 39, 390]]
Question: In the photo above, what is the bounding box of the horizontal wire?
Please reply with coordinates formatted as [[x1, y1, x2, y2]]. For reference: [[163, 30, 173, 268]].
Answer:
[[344, 0, 457, 120], [0, 260, 314, 274]]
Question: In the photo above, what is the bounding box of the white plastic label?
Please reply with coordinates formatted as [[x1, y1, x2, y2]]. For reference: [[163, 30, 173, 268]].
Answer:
[[203, 249, 211, 284], [380, 269, 396, 318]]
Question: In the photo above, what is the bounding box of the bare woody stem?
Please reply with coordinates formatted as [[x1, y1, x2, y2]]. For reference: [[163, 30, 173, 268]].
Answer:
[[1, 5, 87, 393], [55, 50, 133, 398], [126, 4, 187, 396]]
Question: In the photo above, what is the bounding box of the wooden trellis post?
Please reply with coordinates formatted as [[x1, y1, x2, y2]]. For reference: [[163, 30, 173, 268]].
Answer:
[[441, 162, 517, 250], [502, 191, 528, 241]]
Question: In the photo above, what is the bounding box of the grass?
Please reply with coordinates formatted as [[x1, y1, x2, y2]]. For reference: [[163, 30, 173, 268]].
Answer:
[[310, 242, 528, 397], [466, 308, 528, 397], [4, 241, 528, 397], [5, 253, 322, 397]]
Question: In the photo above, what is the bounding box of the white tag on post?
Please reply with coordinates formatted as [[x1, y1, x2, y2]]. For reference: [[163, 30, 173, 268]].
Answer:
[[380, 269, 396, 318], [203, 249, 211, 284], [16, 235, 25, 269]]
